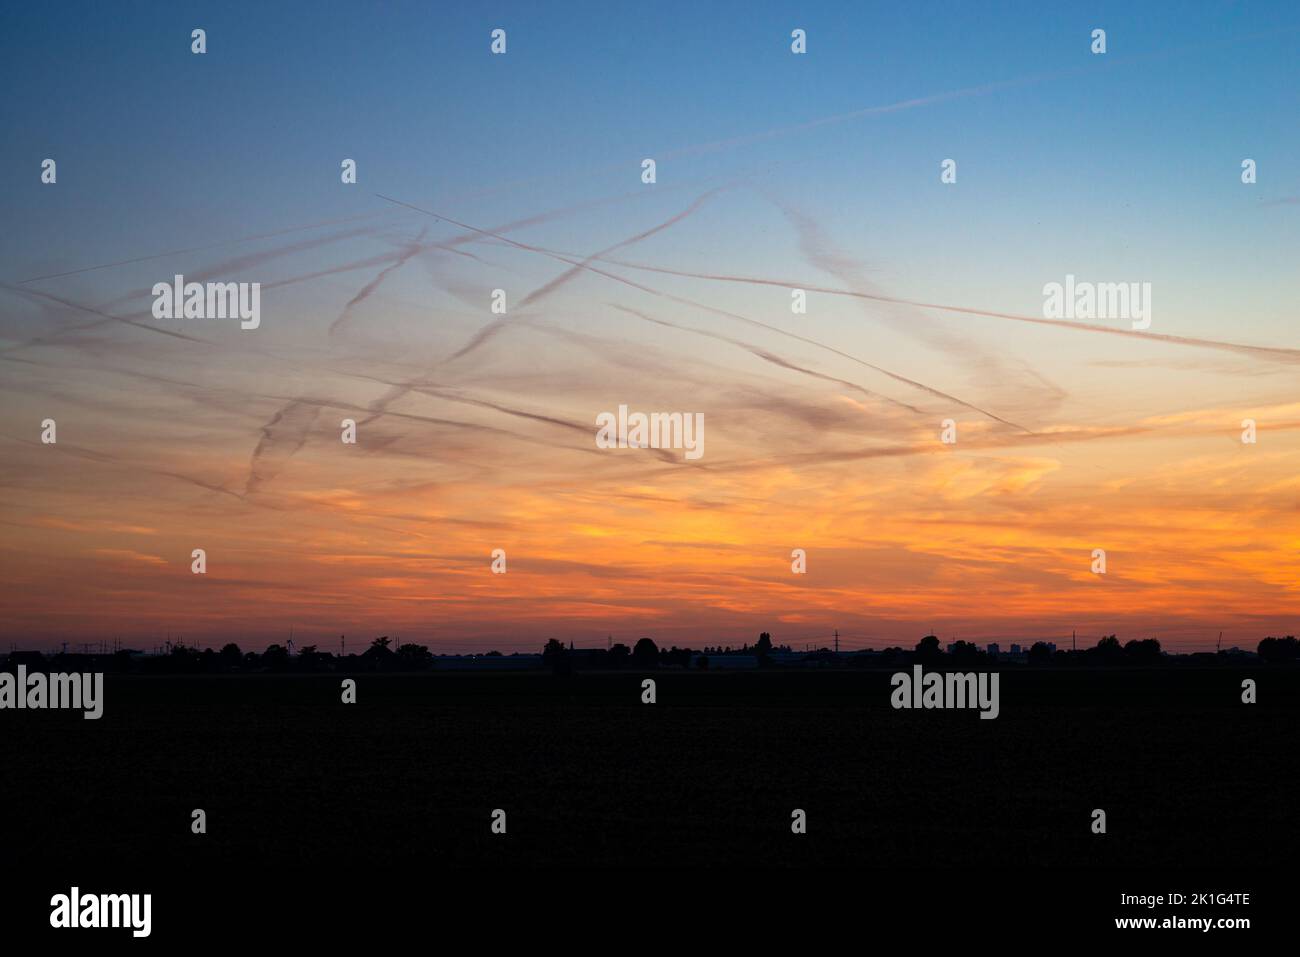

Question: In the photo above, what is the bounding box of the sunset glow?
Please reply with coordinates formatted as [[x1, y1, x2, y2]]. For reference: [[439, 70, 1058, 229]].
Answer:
[[3, 3, 1297, 652]]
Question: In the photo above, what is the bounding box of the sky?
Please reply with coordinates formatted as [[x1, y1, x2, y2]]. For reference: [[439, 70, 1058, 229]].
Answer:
[[1, 1, 1297, 652]]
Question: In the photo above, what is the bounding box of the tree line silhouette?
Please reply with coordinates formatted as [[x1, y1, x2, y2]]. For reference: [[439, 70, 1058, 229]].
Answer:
[[2, 632, 1294, 675]]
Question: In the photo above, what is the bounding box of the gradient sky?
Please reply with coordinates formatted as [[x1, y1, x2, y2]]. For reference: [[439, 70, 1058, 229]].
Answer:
[[1, 1, 1298, 652]]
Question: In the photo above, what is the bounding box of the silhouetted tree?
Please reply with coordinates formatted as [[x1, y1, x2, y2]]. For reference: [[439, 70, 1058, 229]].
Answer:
[[1027, 641, 1053, 665], [296, 644, 324, 672], [950, 640, 982, 664], [541, 638, 570, 676], [262, 643, 289, 670], [916, 635, 942, 662], [664, 646, 692, 668], [396, 643, 433, 669], [632, 637, 659, 668], [1124, 638, 1162, 664], [608, 643, 631, 666], [1085, 635, 1123, 665], [219, 643, 242, 669], [1258, 635, 1299, 664], [755, 632, 773, 655]]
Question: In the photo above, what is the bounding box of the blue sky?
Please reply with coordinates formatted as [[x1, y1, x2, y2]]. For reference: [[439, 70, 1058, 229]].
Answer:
[[4, 1, 1298, 319]]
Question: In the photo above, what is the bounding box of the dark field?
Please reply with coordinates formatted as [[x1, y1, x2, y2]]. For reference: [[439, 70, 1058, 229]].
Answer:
[[4, 666, 1296, 872]]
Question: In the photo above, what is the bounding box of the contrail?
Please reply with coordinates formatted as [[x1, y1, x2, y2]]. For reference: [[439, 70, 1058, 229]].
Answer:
[[243, 399, 321, 497], [373, 192, 1033, 432], [0, 282, 211, 350], [428, 26, 1296, 203], [702, 423, 1149, 474], [611, 304, 925, 417], [584, 257, 1300, 364], [328, 225, 429, 336], [0, 222, 385, 355], [96, 223, 385, 311], [770, 195, 1019, 380], [353, 190, 731, 436], [517, 187, 726, 309], [249, 191, 630, 478], [251, 182, 718, 298], [440, 188, 727, 369], [13, 211, 391, 285], [0, 432, 248, 501]]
